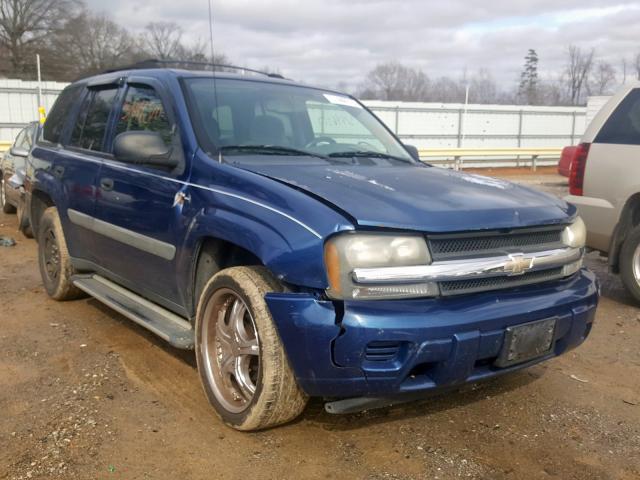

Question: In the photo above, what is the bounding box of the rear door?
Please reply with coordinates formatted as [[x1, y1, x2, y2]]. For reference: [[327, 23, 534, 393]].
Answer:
[[56, 81, 122, 263], [92, 77, 190, 313]]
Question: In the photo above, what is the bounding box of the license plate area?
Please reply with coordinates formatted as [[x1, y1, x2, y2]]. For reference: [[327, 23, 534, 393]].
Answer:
[[495, 318, 557, 368]]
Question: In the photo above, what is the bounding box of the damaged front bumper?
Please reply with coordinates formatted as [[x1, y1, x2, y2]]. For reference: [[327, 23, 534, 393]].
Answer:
[[265, 268, 598, 400]]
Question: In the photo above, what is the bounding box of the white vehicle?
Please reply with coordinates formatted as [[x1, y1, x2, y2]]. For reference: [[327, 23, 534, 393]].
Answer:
[[565, 83, 640, 300]]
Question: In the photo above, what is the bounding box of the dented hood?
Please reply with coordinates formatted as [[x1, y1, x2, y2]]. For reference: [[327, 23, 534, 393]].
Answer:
[[236, 162, 575, 233]]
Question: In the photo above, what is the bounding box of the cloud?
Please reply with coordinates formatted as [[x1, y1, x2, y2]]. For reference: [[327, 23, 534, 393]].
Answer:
[[85, 0, 640, 91]]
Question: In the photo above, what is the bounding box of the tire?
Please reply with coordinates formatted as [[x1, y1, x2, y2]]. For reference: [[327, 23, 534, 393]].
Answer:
[[619, 224, 640, 303], [17, 198, 33, 238], [1, 176, 16, 214], [195, 266, 308, 431], [37, 207, 84, 301]]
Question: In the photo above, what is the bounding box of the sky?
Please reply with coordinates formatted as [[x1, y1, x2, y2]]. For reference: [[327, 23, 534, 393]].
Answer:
[[85, 0, 640, 92]]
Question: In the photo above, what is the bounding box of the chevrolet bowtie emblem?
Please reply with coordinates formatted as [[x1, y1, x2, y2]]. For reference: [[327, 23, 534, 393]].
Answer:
[[504, 253, 534, 276]]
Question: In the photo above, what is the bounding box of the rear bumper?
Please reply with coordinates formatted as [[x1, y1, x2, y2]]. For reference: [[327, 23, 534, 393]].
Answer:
[[266, 268, 599, 398]]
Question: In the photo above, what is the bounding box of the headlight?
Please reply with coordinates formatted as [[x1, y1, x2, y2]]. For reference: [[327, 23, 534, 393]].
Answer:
[[324, 233, 438, 300], [562, 216, 586, 248]]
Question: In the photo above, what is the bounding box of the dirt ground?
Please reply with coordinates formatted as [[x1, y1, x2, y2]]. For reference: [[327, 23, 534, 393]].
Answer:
[[1, 171, 639, 480]]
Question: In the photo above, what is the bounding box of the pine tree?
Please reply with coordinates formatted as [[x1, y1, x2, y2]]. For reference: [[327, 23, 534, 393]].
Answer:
[[518, 49, 539, 105]]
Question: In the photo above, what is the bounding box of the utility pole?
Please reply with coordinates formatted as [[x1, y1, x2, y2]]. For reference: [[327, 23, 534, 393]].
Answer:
[[36, 54, 45, 123]]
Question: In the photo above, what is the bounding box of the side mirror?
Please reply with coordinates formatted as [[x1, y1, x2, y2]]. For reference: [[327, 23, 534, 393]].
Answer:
[[403, 144, 421, 161], [10, 147, 29, 158], [113, 131, 178, 169]]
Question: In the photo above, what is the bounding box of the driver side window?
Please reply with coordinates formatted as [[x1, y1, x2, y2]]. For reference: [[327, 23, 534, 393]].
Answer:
[[115, 85, 173, 144], [113, 84, 184, 172]]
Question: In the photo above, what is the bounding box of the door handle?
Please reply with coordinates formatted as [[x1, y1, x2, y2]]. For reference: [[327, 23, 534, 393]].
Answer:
[[100, 178, 114, 191], [53, 166, 64, 178]]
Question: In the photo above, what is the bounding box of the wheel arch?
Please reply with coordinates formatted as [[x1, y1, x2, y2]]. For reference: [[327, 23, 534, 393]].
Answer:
[[29, 188, 55, 240], [190, 236, 264, 315]]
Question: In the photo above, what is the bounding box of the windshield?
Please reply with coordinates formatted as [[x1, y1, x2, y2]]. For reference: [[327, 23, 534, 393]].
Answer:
[[184, 77, 414, 163]]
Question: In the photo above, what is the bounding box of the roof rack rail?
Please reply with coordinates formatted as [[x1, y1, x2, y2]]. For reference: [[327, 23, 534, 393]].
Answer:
[[102, 59, 286, 79]]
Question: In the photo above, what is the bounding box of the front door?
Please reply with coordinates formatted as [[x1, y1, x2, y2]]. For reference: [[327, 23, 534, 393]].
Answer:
[[92, 77, 191, 313]]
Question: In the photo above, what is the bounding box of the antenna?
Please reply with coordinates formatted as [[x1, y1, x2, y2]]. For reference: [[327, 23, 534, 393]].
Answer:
[[207, 0, 223, 163]]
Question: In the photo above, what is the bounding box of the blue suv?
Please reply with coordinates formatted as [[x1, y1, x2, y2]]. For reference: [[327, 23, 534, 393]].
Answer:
[[27, 64, 598, 430]]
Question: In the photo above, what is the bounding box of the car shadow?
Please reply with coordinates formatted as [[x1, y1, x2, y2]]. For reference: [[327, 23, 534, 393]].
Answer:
[[297, 368, 543, 431]]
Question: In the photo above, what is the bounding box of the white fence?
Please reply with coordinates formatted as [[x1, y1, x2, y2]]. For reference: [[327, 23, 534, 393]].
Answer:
[[363, 100, 587, 150], [0, 79, 591, 168], [0, 79, 67, 141]]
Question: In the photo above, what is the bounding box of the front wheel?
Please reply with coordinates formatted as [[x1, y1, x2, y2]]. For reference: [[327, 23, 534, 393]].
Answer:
[[195, 266, 308, 430]]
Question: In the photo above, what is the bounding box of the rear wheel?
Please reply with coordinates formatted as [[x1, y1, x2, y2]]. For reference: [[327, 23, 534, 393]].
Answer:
[[1, 177, 16, 214], [37, 207, 84, 300], [195, 266, 307, 430], [619, 224, 640, 303]]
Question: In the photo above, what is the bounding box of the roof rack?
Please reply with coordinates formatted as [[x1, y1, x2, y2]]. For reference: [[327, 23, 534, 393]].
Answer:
[[102, 59, 286, 79]]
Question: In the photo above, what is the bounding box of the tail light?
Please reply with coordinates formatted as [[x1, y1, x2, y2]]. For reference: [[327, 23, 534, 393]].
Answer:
[[568, 143, 590, 196]]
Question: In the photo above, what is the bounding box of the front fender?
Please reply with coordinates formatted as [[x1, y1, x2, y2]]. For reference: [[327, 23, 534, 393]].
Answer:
[[177, 153, 355, 295], [178, 201, 327, 290]]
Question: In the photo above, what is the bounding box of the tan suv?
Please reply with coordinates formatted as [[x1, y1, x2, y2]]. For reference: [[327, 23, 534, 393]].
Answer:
[[565, 83, 640, 300]]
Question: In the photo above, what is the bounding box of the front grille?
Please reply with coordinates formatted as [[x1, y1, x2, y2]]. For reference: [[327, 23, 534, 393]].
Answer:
[[439, 267, 564, 296], [429, 227, 564, 261]]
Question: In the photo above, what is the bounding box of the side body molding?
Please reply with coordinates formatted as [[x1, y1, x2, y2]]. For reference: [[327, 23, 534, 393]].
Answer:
[[68, 209, 176, 261]]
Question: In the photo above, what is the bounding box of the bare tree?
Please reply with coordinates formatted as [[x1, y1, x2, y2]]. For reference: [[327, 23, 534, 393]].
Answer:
[[52, 11, 134, 78], [590, 61, 616, 95], [428, 76, 465, 103], [469, 69, 499, 104], [564, 45, 594, 105], [0, 0, 75, 75], [141, 21, 184, 60], [360, 62, 429, 101]]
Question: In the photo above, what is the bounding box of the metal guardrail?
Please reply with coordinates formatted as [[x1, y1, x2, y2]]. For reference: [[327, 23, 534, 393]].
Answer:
[[419, 147, 562, 171]]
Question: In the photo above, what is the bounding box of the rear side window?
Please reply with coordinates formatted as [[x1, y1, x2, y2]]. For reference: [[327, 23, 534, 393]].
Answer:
[[42, 84, 83, 144], [595, 89, 640, 145], [114, 85, 172, 144], [69, 87, 118, 152]]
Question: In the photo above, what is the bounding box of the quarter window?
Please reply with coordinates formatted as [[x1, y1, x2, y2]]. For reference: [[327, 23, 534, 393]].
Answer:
[[42, 84, 83, 144], [595, 88, 640, 146]]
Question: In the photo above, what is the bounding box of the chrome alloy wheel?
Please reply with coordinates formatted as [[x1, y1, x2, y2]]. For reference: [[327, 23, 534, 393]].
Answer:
[[633, 243, 640, 284], [201, 288, 260, 413]]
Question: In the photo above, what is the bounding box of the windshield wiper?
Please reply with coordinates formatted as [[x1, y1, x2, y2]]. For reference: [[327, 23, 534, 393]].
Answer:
[[219, 145, 329, 160], [328, 150, 411, 162]]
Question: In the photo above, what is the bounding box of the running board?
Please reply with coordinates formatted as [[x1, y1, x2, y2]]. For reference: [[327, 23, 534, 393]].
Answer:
[[72, 274, 194, 349]]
